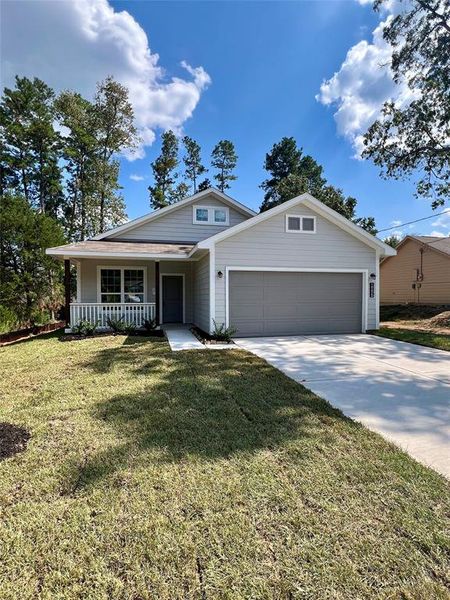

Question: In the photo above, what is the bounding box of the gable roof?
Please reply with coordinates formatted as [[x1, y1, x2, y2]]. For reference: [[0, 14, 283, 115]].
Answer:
[[92, 188, 256, 241], [392, 235, 450, 259], [196, 192, 396, 257]]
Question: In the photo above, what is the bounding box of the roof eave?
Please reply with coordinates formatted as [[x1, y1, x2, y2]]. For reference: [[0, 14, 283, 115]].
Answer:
[[45, 249, 193, 260]]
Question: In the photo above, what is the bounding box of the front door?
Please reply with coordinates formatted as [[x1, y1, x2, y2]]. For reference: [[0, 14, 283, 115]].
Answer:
[[162, 275, 183, 323]]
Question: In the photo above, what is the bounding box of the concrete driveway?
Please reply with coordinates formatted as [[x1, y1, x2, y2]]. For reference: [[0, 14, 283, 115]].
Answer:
[[235, 334, 450, 478]]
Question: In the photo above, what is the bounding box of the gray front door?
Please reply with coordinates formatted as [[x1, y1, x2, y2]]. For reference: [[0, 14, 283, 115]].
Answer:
[[162, 275, 183, 323], [229, 271, 362, 337]]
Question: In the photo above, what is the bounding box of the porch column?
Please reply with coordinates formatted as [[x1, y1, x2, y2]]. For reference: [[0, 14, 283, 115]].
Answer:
[[64, 259, 71, 325], [155, 260, 160, 325]]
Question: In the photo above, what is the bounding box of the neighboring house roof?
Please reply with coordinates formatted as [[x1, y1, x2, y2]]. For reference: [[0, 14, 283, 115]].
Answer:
[[46, 240, 195, 259], [382, 235, 450, 263], [91, 187, 257, 241], [410, 235, 450, 257], [197, 192, 396, 257]]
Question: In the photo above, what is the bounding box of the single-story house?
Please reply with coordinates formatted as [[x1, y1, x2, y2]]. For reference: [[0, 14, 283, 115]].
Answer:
[[46, 188, 395, 336], [380, 235, 450, 305]]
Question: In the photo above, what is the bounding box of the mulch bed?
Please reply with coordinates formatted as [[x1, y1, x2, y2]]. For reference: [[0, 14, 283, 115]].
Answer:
[[190, 325, 234, 345], [0, 423, 30, 460], [0, 321, 65, 346], [60, 330, 165, 342]]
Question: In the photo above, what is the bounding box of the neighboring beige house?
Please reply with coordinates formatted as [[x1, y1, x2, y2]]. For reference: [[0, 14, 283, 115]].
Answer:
[[46, 188, 395, 336], [380, 235, 450, 305]]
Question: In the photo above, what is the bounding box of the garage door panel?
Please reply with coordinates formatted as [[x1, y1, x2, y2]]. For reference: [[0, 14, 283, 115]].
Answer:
[[229, 271, 362, 337]]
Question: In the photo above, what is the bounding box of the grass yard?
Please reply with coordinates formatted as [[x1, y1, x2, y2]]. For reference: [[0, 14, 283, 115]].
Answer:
[[375, 327, 450, 351], [0, 333, 449, 599]]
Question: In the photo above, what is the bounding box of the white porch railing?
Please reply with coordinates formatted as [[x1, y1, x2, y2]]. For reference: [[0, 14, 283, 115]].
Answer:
[[70, 303, 156, 329]]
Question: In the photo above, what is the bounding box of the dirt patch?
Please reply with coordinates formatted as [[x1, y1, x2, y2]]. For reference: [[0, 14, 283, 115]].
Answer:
[[0, 423, 30, 460], [429, 311, 450, 328], [381, 320, 450, 335], [380, 304, 450, 322]]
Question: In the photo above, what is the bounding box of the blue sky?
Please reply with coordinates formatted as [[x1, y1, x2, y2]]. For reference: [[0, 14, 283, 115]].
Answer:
[[3, 0, 449, 236], [111, 1, 433, 234]]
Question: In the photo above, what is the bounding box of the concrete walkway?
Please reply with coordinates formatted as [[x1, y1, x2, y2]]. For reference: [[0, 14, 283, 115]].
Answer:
[[164, 325, 204, 351], [235, 334, 450, 478]]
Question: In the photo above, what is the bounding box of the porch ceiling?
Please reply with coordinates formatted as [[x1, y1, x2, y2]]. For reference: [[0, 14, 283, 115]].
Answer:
[[46, 240, 196, 260]]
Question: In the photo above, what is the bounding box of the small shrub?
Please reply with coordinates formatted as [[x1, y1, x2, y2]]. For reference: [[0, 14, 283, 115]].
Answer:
[[125, 322, 137, 334], [143, 318, 157, 332], [106, 315, 128, 334], [211, 320, 237, 342], [0, 305, 19, 334], [71, 319, 98, 336], [30, 308, 51, 326]]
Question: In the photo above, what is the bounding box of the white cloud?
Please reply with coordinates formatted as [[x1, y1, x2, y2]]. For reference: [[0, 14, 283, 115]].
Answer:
[[2, 0, 211, 160], [429, 210, 450, 237], [316, 2, 416, 156], [129, 174, 145, 182], [390, 219, 402, 227]]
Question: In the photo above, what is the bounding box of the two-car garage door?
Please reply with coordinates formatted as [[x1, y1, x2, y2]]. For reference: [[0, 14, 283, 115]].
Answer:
[[229, 271, 363, 337]]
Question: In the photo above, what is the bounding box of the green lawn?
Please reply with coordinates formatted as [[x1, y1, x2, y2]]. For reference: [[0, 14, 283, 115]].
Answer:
[[0, 333, 449, 599], [375, 327, 450, 351]]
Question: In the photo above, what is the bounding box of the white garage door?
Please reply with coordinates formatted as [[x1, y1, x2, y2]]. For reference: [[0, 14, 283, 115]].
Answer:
[[229, 271, 363, 337]]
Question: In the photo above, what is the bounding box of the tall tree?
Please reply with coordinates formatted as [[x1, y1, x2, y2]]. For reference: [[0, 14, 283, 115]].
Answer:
[[92, 77, 138, 231], [55, 91, 99, 240], [182, 136, 207, 194], [261, 137, 325, 211], [260, 137, 376, 232], [211, 140, 238, 192], [0, 76, 63, 217], [148, 130, 180, 209], [362, 0, 450, 208], [0, 194, 65, 326]]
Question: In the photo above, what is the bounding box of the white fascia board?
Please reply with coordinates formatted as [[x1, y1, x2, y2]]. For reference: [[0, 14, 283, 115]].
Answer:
[[197, 192, 397, 257], [91, 188, 256, 241], [45, 249, 194, 261]]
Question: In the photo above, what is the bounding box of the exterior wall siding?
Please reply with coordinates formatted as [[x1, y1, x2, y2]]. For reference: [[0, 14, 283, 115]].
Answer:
[[380, 238, 450, 304], [109, 196, 249, 243], [78, 258, 194, 322], [192, 253, 210, 331], [214, 204, 378, 330]]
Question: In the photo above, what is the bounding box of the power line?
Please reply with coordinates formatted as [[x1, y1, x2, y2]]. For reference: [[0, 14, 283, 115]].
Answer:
[[378, 208, 450, 233]]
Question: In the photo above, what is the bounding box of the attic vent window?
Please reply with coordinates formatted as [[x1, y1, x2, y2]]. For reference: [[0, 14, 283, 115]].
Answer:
[[286, 214, 316, 233], [193, 205, 229, 226]]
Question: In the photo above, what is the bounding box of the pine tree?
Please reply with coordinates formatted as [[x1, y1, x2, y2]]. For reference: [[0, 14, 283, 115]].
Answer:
[[93, 77, 138, 231], [0, 76, 63, 217], [148, 130, 180, 210], [260, 136, 376, 232], [211, 140, 237, 192], [198, 178, 211, 192], [182, 136, 207, 194]]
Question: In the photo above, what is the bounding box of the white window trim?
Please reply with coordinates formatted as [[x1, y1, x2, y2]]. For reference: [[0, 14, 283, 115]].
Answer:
[[285, 214, 316, 234], [96, 266, 147, 303], [193, 205, 230, 226], [224, 266, 368, 333], [160, 273, 186, 324]]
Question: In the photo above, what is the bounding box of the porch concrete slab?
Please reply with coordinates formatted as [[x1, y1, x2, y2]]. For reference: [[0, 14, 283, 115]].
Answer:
[[164, 325, 205, 351], [235, 334, 450, 478]]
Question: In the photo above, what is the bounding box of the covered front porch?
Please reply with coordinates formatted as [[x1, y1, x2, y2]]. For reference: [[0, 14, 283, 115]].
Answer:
[[45, 239, 206, 331]]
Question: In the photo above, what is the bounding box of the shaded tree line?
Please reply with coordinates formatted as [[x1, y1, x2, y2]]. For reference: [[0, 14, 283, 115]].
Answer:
[[0, 75, 137, 329]]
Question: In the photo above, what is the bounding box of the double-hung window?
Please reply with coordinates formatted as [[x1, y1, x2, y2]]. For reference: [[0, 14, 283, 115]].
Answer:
[[193, 205, 229, 226], [99, 267, 145, 303], [285, 214, 316, 233]]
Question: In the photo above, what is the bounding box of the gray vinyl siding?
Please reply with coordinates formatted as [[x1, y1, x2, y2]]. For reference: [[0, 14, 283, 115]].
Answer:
[[192, 254, 210, 331], [78, 258, 194, 322], [214, 204, 378, 331], [109, 197, 249, 243]]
